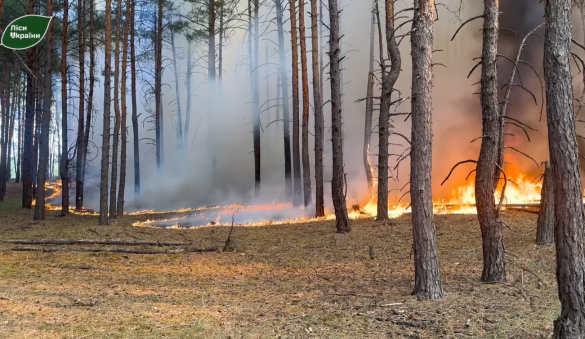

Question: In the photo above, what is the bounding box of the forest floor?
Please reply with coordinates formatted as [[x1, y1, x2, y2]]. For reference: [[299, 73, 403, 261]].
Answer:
[[0, 182, 559, 338]]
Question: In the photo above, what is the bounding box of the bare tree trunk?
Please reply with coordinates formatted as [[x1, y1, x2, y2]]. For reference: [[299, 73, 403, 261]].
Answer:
[[475, 0, 505, 283], [275, 0, 292, 197], [544, 1, 585, 336], [290, 0, 302, 205], [208, 0, 217, 175], [16, 84, 22, 184], [22, 0, 36, 209], [298, 0, 311, 206], [60, 0, 69, 215], [75, 0, 85, 211], [130, 0, 139, 195], [536, 162, 554, 246], [82, 0, 94, 208], [34, 0, 53, 221], [184, 39, 193, 146], [118, 0, 130, 216], [363, 0, 375, 193], [410, 0, 443, 300], [328, 0, 350, 233], [253, 0, 261, 195], [99, 0, 113, 225], [0, 69, 9, 201], [170, 27, 183, 150], [219, 2, 224, 96], [311, 0, 324, 217], [110, 0, 123, 218], [155, 0, 163, 170], [376, 0, 401, 222]]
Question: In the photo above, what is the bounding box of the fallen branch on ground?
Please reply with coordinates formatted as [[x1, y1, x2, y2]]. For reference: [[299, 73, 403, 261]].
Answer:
[[3, 239, 192, 246], [10, 247, 218, 254]]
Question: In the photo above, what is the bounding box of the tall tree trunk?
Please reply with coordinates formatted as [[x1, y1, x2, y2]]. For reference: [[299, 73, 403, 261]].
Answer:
[[7, 84, 17, 183], [328, 0, 350, 233], [0, 69, 9, 201], [253, 0, 261, 195], [410, 0, 443, 300], [155, 0, 163, 170], [170, 27, 183, 150], [311, 0, 324, 217], [16, 83, 22, 184], [110, 0, 122, 218], [363, 0, 375, 194], [32, 86, 41, 198], [218, 2, 224, 96], [75, 0, 85, 211], [299, 0, 311, 206], [536, 162, 554, 246], [275, 0, 292, 197], [99, 0, 113, 225], [376, 0, 401, 222], [290, 0, 302, 205], [475, 0, 505, 283], [208, 0, 217, 175], [118, 0, 130, 215], [34, 0, 53, 221], [185, 39, 193, 145], [22, 0, 36, 209], [82, 0, 94, 209], [130, 0, 139, 195], [544, 0, 585, 336], [60, 0, 69, 215]]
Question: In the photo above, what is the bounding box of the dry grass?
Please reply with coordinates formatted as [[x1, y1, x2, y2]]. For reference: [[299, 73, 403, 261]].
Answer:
[[0, 182, 559, 338]]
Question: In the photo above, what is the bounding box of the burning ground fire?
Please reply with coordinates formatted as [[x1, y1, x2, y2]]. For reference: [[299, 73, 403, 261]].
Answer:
[[39, 170, 553, 228]]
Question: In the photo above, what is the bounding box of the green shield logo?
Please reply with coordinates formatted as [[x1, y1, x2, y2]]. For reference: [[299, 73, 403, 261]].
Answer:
[[1, 15, 52, 50]]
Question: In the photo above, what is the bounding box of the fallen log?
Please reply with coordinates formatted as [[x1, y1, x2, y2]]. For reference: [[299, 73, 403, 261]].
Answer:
[[10, 246, 218, 254], [3, 239, 192, 246]]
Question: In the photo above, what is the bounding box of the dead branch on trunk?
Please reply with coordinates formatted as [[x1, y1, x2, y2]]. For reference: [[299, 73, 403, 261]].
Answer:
[[441, 160, 478, 185]]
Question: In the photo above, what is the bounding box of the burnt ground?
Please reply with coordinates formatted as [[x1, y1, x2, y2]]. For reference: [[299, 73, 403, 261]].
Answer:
[[0, 182, 559, 338]]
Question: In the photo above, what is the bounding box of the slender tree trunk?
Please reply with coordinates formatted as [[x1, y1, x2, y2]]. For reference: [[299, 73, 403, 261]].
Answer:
[[328, 0, 350, 233], [185, 40, 193, 145], [253, 0, 261, 195], [34, 0, 53, 221], [208, 0, 217, 175], [475, 0, 505, 283], [544, 0, 585, 336], [219, 2, 224, 96], [16, 83, 22, 184], [60, 0, 69, 215], [290, 0, 302, 205], [155, 0, 163, 170], [376, 0, 401, 222], [0, 69, 9, 201], [7, 84, 16, 183], [99, 0, 113, 225], [275, 0, 292, 197], [118, 0, 130, 215], [32, 87, 41, 198], [130, 0, 139, 195], [110, 0, 122, 218], [298, 0, 311, 206], [22, 0, 36, 209], [410, 0, 443, 300], [82, 0, 94, 208], [536, 162, 554, 246], [311, 0, 324, 217], [170, 28, 183, 150], [363, 0, 375, 194], [75, 0, 85, 211]]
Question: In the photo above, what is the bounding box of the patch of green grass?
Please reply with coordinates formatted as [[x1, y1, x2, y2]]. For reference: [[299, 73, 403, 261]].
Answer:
[[0, 266, 15, 277]]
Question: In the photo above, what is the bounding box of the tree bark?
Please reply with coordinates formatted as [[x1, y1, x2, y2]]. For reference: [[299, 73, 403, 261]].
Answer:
[[311, 0, 324, 217], [75, 0, 86, 211], [60, 0, 70, 215], [170, 27, 183, 150], [34, 0, 53, 221], [328, 0, 350, 233], [275, 0, 292, 197], [154, 0, 163, 170], [110, 0, 123, 218], [410, 0, 443, 300], [536, 162, 554, 246], [363, 0, 376, 194], [22, 0, 36, 209], [82, 0, 95, 210], [376, 0, 401, 222], [544, 0, 585, 336], [299, 0, 311, 206], [99, 0, 113, 225], [208, 0, 217, 175], [184, 39, 193, 146], [118, 0, 131, 216], [253, 0, 261, 195], [290, 0, 302, 205], [15, 83, 22, 184], [475, 0, 505, 283], [130, 0, 140, 195]]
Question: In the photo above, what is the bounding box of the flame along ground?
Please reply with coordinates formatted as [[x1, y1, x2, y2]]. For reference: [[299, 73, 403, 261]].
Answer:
[[37, 170, 554, 228]]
